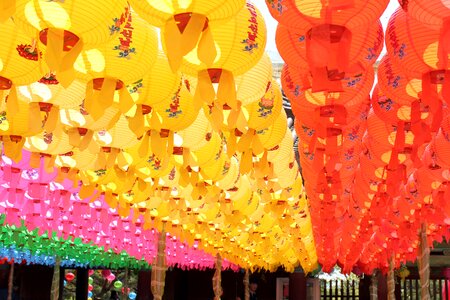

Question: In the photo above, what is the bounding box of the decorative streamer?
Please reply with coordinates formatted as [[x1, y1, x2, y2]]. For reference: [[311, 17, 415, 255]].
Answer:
[[418, 223, 430, 300], [213, 253, 223, 300], [387, 257, 395, 300], [244, 269, 250, 300], [151, 224, 167, 300], [370, 270, 378, 300], [7, 261, 13, 300], [50, 256, 61, 300]]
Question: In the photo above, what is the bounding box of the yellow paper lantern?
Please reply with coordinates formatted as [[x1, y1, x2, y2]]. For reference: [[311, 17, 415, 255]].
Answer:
[[93, 115, 139, 169], [127, 51, 182, 109], [0, 18, 47, 117], [191, 131, 223, 167], [244, 80, 283, 131], [236, 53, 273, 106], [178, 2, 266, 110], [73, 13, 158, 121], [133, 80, 199, 163], [24, 124, 73, 167], [14, 0, 130, 86], [129, 0, 245, 70], [0, 97, 42, 162], [177, 108, 212, 151], [59, 102, 120, 151]]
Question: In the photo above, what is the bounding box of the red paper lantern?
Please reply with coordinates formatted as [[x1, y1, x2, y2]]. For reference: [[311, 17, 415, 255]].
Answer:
[[266, 0, 389, 29], [276, 21, 382, 90]]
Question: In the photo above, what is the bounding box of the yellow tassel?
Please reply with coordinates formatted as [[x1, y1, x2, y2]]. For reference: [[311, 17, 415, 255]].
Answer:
[[28, 102, 43, 134], [197, 25, 217, 67], [3, 136, 24, 163], [6, 85, 19, 116], [138, 131, 150, 159], [195, 70, 216, 105], [43, 104, 59, 132], [217, 70, 237, 110], [29, 152, 41, 169], [119, 86, 135, 115], [128, 105, 145, 138]]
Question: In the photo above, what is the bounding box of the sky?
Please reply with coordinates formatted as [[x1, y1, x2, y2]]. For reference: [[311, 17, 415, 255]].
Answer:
[[254, 1, 400, 63]]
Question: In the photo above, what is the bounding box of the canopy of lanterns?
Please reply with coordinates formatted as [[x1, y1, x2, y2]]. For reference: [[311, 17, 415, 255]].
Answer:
[[0, 0, 317, 272], [0, 0, 449, 275], [270, 0, 450, 273]]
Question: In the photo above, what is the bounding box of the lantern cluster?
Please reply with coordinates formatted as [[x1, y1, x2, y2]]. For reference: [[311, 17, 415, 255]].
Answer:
[[0, 151, 239, 270], [348, 3, 450, 273], [268, 0, 388, 271], [0, 0, 317, 272]]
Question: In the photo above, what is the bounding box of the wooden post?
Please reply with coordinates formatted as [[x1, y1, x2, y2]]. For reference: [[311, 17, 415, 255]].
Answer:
[[212, 254, 223, 300], [370, 270, 378, 300], [51, 257, 61, 300], [7, 262, 14, 300], [244, 270, 249, 300], [387, 258, 395, 300], [418, 223, 430, 300]]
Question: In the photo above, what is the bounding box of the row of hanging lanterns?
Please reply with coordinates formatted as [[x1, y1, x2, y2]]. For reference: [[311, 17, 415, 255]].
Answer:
[[269, 0, 388, 272], [271, 0, 450, 275], [345, 3, 450, 274], [0, 0, 317, 272]]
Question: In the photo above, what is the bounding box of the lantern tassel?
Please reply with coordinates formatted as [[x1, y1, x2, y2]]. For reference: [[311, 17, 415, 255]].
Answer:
[[418, 223, 430, 300], [151, 224, 167, 300], [213, 253, 223, 300], [50, 256, 61, 300]]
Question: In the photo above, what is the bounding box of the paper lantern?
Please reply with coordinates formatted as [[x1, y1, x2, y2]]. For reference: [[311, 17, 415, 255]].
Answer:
[[24, 125, 73, 170], [59, 101, 121, 151], [0, 98, 42, 162], [266, 0, 389, 29], [0, 18, 47, 117], [179, 2, 266, 110], [276, 21, 382, 91], [93, 116, 138, 169], [203, 77, 281, 133], [385, 8, 450, 119], [284, 64, 374, 115], [129, 0, 245, 70], [127, 51, 182, 110], [134, 79, 199, 164], [244, 80, 283, 131], [371, 84, 431, 127], [14, 0, 130, 86], [235, 53, 273, 106], [74, 13, 158, 121], [177, 109, 212, 151]]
